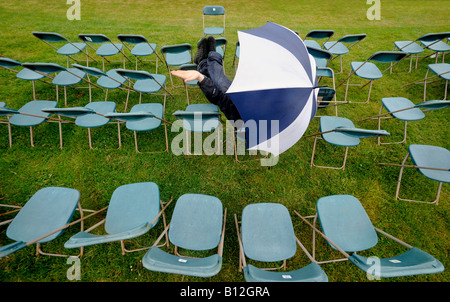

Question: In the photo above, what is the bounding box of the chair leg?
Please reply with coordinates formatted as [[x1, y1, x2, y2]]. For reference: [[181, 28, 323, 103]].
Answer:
[[29, 126, 34, 147], [423, 69, 430, 101], [310, 135, 348, 170], [88, 128, 93, 149]]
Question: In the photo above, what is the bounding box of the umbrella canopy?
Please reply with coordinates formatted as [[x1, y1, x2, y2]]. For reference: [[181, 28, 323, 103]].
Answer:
[[227, 22, 318, 157]]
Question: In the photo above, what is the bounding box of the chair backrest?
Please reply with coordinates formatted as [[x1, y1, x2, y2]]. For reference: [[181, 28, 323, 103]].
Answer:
[[32, 32, 68, 43], [21, 62, 66, 74], [117, 34, 148, 44], [116, 69, 154, 81], [160, 43, 192, 66], [105, 182, 161, 234], [72, 63, 107, 77], [368, 51, 407, 63], [305, 30, 334, 40], [316, 195, 378, 252], [307, 46, 333, 61], [79, 34, 111, 44], [338, 34, 367, 44], [0, 57, 22, 68], [168, 194, 223, 251], [203, 5, 225, 15], [241, 203, 297, 262], [417, 32, 450, 43]]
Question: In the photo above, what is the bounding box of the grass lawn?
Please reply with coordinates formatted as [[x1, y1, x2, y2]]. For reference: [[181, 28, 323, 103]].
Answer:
[[0, 0, 448, 286]]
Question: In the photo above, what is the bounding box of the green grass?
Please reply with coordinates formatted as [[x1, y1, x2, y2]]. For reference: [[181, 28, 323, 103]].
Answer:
[[0, 0, 448, 284]]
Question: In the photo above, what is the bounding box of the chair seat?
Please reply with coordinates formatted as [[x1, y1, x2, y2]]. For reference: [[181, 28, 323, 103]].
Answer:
[[126, 103, 163, 131], [16, 68, 46, 81], [408, 144, 450, 183], [428, 63, 450, 80], [9, 100, 57, 126], [349, 247, 444, 278], [143, 246, 223, 277], [176, 104, 220, 133], [131, 43, 156, 56], [97, 69, 126, 89], [320, 116, 360, 147], [52, 68, 86, 86], [381, 97, 426, 121], [133, 74, 166, 93], [57, 42, 87, 55], [96, 43, 123, 57], [420, 40, 450, 52], [316, 67, 333, 78], [204, 27, 224, 36], [75, 101, 116, 128], [244, 263, 328, 282], [394, 41, 424, 54], [323, 41, 349, 55], [304, 40, 322, 49], [351, 62, 383, 80]]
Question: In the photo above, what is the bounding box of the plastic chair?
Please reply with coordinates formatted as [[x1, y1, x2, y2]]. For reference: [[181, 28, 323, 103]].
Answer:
[[0, 57, 48, 100], [64, 182, 172, 255], [342, 51, 407, 104], [304, 29, 335, 49], [0, 187, 83, 258], [32, 32, 96, 67], [160, 43, 193, 88], [117, 34, 162, 71], [104, 103, 169, 153], [310, 116, 389, 170], [234, 203, 328, 282], [323, 34, 367, 73], [381, 144, 450, 205], [423, 63, 450, 101], [142, 193, 227, 278], [202, 5, 226, 36], [78, 34, 132, 71], [172, 104, 221, 155], [295, 195, 445, 278]]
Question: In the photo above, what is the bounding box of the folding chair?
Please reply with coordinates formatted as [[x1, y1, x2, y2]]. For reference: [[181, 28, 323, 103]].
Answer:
[[341, 51, 407, 104], [64, 182, 172, 255], [142, 193, 227, 278], [32, 31, 96, 67], [381, 144, 450, 205], [21, 62, 90, 106], [8, 100, 58, 147], [78, 34, 132, 71], [115, 69, 169, 111], [0, 57, 48, 100], [234, 203, 328, 282], [160, 43, 193, 88], [172, 104, 222, 155], [202, 5, 226, 36], [0, 187, 84, 258], [104, 103, 169, 153], [310, 116, 389, 170], [423, 63, 450, 101], [117, 34, 162, 71], [295, 195, 445, 278], [323, 34, 367, 73], [304, 29, 334, 49]]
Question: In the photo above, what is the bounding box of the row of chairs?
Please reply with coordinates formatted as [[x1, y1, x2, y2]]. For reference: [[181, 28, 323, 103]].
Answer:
[[0, 183, 444, 281]]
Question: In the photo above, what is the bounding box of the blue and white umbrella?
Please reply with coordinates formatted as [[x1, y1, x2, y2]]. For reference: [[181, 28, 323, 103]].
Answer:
[[227, 22, 318, 157]]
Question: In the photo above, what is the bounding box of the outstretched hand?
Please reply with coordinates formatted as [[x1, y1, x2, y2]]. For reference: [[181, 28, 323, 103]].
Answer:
[[171, 70, 205, 83]]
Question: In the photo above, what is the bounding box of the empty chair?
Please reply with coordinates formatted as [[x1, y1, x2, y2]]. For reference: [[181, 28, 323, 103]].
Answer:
[[0, 187, 83, 258], [381, 144, 450, 205], [78, 34, 132, 71], [104, 103, 169, 153], [0, 57, 48, 100], [32, 31, 96, 67], [323, 34, 367, 73], [117, 34, 162, 71], [64, 182, 171, 255], [342, 51, 407, 104], [235, 203, 328, 282], [142, 193, 227, 278], [160, 43, 193, 88], [310, 116, 389, 170], [202, 5, 226, 36], [295, 195, 445, 278], [423, 63, 450, 101], [172, 104, 221, 155], [304, 29, 334, 49]]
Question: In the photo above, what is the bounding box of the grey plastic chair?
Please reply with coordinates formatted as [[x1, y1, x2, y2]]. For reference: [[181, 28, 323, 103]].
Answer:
[[295, 195, 445, 278], [235, 203, 328, 282], [202, 5, 226, 36], [160, 43, 193, 88], [142, 193, 227, 278], [304, 29, 335, 49]]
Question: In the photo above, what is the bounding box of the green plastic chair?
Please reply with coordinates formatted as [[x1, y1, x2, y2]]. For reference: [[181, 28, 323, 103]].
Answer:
[[117, 34, 162, 72], [323, 33, 366, 73], [64, 182, 171, 255], [202, 5, 226, 36], [235, 203, 328, 282], [304, 29, 335, 49], [423, 63, 450, 101], [142, 193, 227, 278], [298, 195, 445, 278], [342, 51, 407, 104], [160, 43, 193, 88], [310, 116, 389, 170], [0, 187, 82, 258]]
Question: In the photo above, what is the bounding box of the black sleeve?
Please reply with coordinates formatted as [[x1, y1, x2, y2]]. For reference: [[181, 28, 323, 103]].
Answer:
[[198, 77, 242, 121]]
